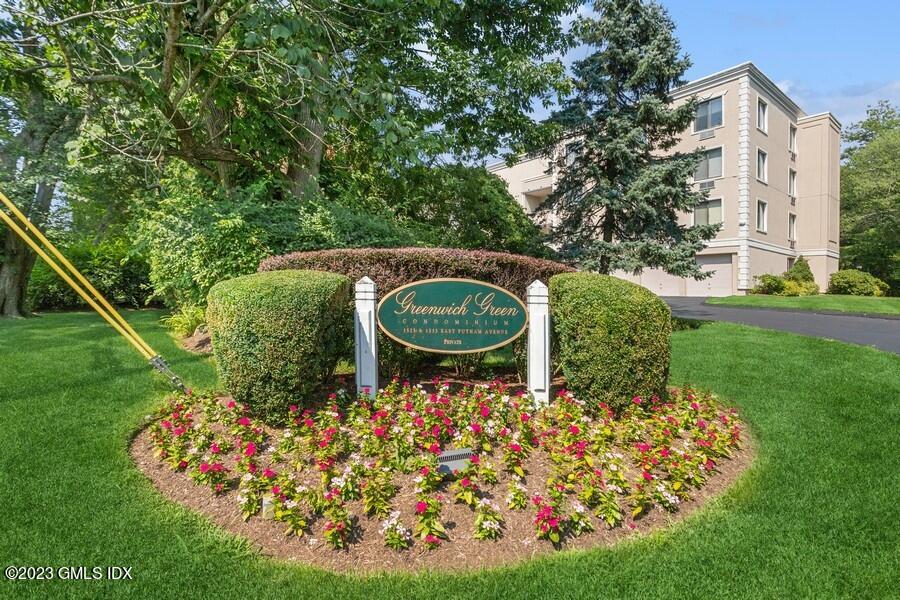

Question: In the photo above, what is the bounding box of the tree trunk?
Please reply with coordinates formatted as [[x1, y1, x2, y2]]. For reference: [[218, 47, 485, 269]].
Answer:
[[598, 210, 615, 274], [0, 228, 36, 317], [0, 180, 55, 317]]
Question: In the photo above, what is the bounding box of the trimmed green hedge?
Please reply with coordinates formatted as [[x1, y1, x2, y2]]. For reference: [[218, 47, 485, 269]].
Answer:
[[206, 270, 352, 423], [828, 269, 889, 296], [549, 273, 671, 413]]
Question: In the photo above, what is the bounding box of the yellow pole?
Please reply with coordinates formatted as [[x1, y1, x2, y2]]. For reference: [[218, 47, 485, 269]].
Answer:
[[0, 190, 156, 358], [0, 209, 153, 359]]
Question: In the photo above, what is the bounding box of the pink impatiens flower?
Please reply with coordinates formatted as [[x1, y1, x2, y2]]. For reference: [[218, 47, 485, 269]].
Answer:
[[237, 416, 251, 427], [415, 501, 428, 514], [199, 462, 210, 474], [262, 468, 276, 479], [244, 442, 256, 457]]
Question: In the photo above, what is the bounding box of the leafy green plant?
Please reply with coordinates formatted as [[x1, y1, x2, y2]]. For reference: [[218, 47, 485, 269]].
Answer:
[[160, 305, 206, 337], [784, 256, 815, 283], [752, 274, 787, 295], [828, 269, 889, 296], [549, 272, 672, 414], [206, 270, 352, 423], [27, 238, 150, 310]]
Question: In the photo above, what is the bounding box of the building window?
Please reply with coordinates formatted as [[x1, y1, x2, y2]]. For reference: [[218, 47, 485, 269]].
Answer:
[[694, 96, 723, 132], [757, 148, 768, 183], [564, 142, 578, 168], [756, 199, 768, 232], [694, 198, 723, 226], [787, 257, 796, 270], [789, 169, 797, 197], [694, 147, 723, 181], [789, 213, 797, 241], [757, 97, 768, 133], [789, 124, 798, 153]]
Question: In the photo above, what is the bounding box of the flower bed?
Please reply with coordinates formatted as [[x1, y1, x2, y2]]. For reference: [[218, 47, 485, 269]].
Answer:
[[133, 380, 751, 572]]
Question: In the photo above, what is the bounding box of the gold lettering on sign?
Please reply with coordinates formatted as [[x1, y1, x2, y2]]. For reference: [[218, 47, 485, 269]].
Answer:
[[392, 291, 474, 316], [472, 292, 520, 317]]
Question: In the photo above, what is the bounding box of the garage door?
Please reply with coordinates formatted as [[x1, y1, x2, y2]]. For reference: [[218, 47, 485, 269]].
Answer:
[[640, 269, 683, 296], [686, 254, 733, 297]]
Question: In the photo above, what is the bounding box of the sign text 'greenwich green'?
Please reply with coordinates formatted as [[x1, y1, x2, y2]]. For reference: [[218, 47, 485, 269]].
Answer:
[[376, 278, 528, 354]]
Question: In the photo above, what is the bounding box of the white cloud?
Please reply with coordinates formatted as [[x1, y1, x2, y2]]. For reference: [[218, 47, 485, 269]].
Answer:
[[777, 79, 900, 127]]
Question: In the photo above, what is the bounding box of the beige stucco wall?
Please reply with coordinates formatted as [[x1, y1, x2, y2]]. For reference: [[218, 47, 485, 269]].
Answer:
[[669, 78, 742, 238]]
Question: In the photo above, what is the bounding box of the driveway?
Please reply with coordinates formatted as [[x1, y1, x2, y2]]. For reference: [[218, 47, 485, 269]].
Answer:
[[663, 297, 900, 354]]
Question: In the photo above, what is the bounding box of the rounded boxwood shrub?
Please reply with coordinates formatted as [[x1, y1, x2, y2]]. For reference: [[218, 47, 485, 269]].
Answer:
[[260, 248, 574, 376], [828, 269, 889, 296], [549, 273, 671, 414], [206, 270, 352, 423]]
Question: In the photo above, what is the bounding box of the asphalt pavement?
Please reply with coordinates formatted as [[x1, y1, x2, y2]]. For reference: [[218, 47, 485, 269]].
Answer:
[[663, 297, 900, 354]]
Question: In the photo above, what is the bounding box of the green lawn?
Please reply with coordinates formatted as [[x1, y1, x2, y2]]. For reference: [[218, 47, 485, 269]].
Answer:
[[1, 311, 898, 599], [707, 294, 900, 316]]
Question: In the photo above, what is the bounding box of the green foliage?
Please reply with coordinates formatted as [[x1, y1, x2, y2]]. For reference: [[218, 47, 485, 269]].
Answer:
[[27, 239, 150, 310], [291, 196, 422, 251], [160, 305, 207, 337], [828, 269, 889, 297], [840, 106, 900, 293], [780, 280, 819, 297], [538, 0, 719, 276], [549, 272, 672, 413], [784, 257, 815, 283], [137, 172, 291, 308], [752, 274, 786, 296], [320, 159, 551, 257], [206, 270, 352, 423], [753, 259, 818, 297]]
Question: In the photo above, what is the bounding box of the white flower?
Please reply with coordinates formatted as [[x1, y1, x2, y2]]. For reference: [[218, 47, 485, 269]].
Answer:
[[285, 499, 299, 509]]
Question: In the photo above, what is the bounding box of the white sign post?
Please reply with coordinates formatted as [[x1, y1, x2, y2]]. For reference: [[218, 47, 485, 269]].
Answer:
[[527, 280, 551, 407], [354, 276, 378, 398]]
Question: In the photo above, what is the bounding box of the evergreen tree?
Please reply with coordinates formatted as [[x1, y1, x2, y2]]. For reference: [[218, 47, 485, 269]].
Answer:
[[537, 0, 719, 276]]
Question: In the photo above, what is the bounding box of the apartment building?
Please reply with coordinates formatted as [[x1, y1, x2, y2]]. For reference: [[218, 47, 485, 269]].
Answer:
[[488, 62, 841, 296]]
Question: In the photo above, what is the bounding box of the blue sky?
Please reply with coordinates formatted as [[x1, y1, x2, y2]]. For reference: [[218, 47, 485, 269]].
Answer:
[[557, 0, 900, 128]]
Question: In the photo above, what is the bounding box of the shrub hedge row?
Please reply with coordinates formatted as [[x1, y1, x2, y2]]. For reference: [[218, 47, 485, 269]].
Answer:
[[259, 248, 574, 377], [549, 272, 671, 414], [206, 270, 352, 423], [258, 247, 574, 299]]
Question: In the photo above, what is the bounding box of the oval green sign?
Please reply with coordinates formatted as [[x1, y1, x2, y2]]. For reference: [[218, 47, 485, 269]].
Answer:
[[377, 278, 528, 354]]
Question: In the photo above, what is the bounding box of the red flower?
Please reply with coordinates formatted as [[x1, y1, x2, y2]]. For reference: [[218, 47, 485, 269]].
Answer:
[[470, 423, 482, 434], [415, 501, 428, 514], [173, 427, 185, 437], [160, 420, 172, 430], [413, 416, 425, 428], [237, 416, 251, 427], [177, 460, 188, 470], [373, 426, 387, 438], [632, 396, 642, 405], [642, 471, 653, 481], [690, 401, 700, 411], [509, 443, 522, 453], [568, 425, 580, 435], [460, 477, 472, 488], [211, 442, 221, 454], [424, 534, 440, 546], [420, 466, 430, 476], [244, 442, 256, 457], [289, 405, 298, 413], [428, 443, 441, 454], [199, 462, 210, 474], [480, 405, 490, 418], [226, 400, 236, 409], [470, 455, 480, 465], [262, 468, 276, 479]]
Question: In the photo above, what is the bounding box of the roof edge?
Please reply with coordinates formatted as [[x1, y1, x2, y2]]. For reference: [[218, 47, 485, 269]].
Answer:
[[672, 62, 805, 118]]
